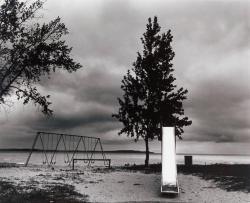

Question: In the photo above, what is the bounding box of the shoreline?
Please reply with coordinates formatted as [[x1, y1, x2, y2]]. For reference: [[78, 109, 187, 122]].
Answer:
[[1, 149, 250, 157], [0, 149, 155, 154], [0, 163, 249, 202]]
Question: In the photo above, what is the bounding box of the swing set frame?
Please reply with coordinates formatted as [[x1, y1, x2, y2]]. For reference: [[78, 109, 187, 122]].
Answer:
[[25, 131, 110, 167]]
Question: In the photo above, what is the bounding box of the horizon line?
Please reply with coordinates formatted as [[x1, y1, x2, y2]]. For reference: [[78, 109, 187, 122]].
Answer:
[[0, 148, 249, 156]]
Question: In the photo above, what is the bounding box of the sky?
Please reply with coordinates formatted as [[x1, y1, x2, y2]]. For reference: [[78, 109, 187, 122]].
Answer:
[[0, 0, 250, 154]]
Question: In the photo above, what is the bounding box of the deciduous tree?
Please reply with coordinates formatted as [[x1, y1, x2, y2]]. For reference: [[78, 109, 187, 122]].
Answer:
[[0, 0, 82, 115]]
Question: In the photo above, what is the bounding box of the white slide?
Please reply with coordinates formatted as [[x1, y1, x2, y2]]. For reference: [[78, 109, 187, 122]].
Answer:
[[161, 127, 179, 194]]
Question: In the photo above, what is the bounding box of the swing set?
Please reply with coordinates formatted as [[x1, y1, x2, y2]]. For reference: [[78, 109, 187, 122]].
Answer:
[[25, 132, 111, 168]]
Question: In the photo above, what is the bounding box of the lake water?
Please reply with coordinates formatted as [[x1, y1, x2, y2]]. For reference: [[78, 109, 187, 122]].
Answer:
[[0, 152, 250, 166]]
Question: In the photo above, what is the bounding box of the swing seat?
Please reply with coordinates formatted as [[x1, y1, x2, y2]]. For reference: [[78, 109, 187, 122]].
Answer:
[[72, 158, 111, 169]]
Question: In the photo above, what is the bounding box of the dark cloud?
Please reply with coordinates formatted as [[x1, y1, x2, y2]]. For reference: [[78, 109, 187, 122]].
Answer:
[[49, 68, 123, 106], [0, 0, 249, 153]]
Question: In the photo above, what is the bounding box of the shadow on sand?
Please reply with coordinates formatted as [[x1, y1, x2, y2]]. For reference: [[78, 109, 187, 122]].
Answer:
[[121, 163, 250, 193]]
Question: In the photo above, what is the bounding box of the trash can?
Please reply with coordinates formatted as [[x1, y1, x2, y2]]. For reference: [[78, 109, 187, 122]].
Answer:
[[184, 156, 192, 166]]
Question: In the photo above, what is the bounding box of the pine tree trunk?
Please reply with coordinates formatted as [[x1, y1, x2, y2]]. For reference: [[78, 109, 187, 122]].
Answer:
[[145, 137, 149, 167]]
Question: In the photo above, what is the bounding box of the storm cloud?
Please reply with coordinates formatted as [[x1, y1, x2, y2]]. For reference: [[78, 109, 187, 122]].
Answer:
[[0, 0, 249, 153]]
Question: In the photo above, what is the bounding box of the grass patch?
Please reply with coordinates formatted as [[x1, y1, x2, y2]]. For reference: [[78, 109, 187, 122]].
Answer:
[[0, 180, 89, 203]]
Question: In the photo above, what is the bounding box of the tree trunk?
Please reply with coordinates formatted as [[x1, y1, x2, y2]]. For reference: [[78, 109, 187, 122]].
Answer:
[[145, 137, 149, 167]]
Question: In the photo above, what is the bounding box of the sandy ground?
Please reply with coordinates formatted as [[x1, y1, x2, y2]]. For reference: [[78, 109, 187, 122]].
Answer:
[[0, 165, 249, 202]]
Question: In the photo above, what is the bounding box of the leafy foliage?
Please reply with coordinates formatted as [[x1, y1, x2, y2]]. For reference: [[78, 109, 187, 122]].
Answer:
[[113, 17, 192, 165], [0, 0, 82, 115]]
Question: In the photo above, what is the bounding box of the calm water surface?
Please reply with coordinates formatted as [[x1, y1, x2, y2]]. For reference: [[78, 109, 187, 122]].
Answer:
[[0, 152, 250, 166]]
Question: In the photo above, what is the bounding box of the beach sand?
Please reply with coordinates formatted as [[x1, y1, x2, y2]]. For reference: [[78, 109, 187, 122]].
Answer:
[[0, 164, 249, 202]]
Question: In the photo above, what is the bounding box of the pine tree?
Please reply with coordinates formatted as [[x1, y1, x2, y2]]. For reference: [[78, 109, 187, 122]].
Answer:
[[113, 17, 192, 167]]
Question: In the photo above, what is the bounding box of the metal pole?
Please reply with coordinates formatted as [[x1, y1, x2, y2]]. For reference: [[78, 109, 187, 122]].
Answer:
[[88, 139, 98, 166], [49, 135, 62, 165], [37, 131, 99, 140], [61, 135, 70, 164], [25, 133, 39, 166], [40, 134, 49, 165], [99, 138, 107, 160], [82, 137, 89, 163], [68, 137, 81, 165], [99, 138, 110, 166]]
